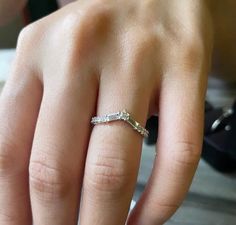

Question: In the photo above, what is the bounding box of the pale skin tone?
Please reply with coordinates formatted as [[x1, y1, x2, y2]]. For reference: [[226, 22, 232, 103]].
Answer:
[[0, 0, 234, 224]]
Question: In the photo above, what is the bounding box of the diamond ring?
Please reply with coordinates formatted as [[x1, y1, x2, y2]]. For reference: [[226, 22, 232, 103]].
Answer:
[[91, 109, 149, 138]]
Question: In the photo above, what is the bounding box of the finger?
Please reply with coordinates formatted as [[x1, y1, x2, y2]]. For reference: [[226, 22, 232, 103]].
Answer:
[[128, 73, 207, 224], [29, 73, 98, 224], [0, 57, 42, 223], [79, 74, 151, 225]]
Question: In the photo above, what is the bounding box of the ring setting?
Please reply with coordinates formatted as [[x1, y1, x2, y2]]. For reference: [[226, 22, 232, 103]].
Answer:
[[91, 109, 149, 138]]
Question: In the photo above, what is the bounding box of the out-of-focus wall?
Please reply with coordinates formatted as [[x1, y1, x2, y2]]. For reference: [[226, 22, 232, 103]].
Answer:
[[57, 0, 74, 7], [0, 15, 24, 48]]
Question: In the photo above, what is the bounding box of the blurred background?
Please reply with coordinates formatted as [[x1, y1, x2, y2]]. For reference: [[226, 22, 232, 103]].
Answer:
[[0, 1, 236, 225]]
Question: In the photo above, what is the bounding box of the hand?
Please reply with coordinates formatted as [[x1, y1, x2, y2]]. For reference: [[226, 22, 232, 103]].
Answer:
[[0, 0, 213, 224]]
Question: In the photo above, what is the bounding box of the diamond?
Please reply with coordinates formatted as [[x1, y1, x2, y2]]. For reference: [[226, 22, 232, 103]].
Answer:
[[120, 111, 130, 121], [91, 109, 149, 137], [108, 114, 119, 121]]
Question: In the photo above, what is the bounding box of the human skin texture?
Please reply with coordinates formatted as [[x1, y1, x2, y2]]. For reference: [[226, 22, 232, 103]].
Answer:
[[0, 0, 214, 224], [0, 0, 235, 83]]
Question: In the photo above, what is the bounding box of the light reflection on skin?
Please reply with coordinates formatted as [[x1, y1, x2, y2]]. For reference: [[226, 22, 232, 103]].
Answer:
[[0, 0, 235, 83]]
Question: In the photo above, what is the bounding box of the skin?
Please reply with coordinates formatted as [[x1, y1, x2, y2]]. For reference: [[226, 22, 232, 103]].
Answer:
[[0, 0, 232, 224], [0, 0, 235, 78]]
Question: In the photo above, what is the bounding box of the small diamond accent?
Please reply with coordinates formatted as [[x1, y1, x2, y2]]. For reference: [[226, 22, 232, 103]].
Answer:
[[119, 110, 130, 121], [91, 109, 149, 138]]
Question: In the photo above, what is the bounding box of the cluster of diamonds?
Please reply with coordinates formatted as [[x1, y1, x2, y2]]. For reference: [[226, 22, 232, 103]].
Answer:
[[91, 109, 149, 137], [131, 121, 149, 137], [91, 110, 129, 123]]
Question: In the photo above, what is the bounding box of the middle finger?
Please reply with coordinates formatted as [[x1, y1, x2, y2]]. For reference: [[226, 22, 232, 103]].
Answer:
[[29, 72, 97, 224]]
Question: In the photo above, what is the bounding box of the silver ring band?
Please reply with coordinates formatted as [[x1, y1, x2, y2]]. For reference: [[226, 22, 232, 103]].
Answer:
[[91, 109, 149, 138]]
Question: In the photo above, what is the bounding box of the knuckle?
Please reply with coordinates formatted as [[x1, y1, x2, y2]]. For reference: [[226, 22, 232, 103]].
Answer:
[[153, 200, 179, 210], [0, 211, 19, 224], [80, 2, 112, 38], [17, 27, 31, 45], [90, 0, 110, 5], [178, 32, 204, 52], [0, 138, 25, 176], [0, 208, 28, 224], [60, 13, 81, 35], [57, 13, 85, 58], [149, 198, 179, 212], [133, 33, 158, 57], [29, 160, 73, 201], [84, 153, 131, 194], [172, 141, 201, 166], [170, 37, 205, 73], [0, 144, 14, 175], [147, 199, 179, 223], [16, 23, 43, 64], [122, 31, 159, 78], [86, 0, 111, 13], [17, 23, 39, 47], [182, 37, 204, 58], [56, 5, 112, 65]]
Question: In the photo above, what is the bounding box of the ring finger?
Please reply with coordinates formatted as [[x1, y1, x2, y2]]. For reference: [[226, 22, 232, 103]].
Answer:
[[79, 71, 152, 225]]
